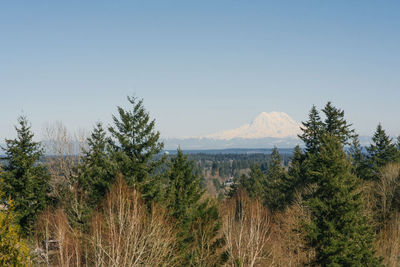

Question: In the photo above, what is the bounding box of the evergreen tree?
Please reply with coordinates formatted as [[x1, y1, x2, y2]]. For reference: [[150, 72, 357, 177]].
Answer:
[[299, 102, 356, 187], [78, 123, 116, 207], [299, 105, 323, 154], [264, 147, 287, 212], [285, 145, 307, 203], [287, 145, 306, 187], [305, 134, 380, 266], [349, 135, 369, 179], [238, 165, 265, 200], [397, 135, 400, 151], [165, 149, 223, 266], [0, 116, 50, 234], [108, 96, 164, 201], [165, 149, 203, 221], [366, 124, 400, 180], [300, 102, 355, 156], [322, 101, 355, 145]]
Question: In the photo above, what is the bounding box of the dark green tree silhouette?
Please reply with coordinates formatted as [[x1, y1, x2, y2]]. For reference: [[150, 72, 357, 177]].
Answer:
[[264, 147, 287, 212], [108, 96, 164, 201], [300, 102, 355, 155], [366, 123, 400, 180], [322, 101, 355, 145], [299, 105, 323, 154], [305, 134, 380, 266], [78, 123, 116, 207], [349, 135, 369, 179], [238, 165, 265, 200], [285, 145, 307, 203], [299, 102, 356, 187], [165, 149, 223, 266], [0, 116, 50, 234]]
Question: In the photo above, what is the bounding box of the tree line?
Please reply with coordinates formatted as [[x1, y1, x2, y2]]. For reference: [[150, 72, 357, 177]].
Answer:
[[0, 98, 400, 266]]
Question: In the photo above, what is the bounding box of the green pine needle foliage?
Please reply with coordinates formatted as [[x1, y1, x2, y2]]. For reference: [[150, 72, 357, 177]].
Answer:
[[165, 149, 224, 266], [108, 96, 165, 201], [0, 116, 50, 235], [366, 123, 400, 180], [305, 134, 381, 266]]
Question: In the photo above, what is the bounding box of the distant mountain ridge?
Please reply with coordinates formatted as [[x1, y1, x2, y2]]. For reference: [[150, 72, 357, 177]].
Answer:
[[164, 111, 302, 149], [0, 111, 375, 152], [164, 112, 375, 150], [202, 111, 301, 140]]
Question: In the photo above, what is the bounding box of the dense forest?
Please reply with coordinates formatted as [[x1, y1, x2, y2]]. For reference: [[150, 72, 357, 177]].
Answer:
[[1, 96, 400, 266], [180, 152, 292, 199]]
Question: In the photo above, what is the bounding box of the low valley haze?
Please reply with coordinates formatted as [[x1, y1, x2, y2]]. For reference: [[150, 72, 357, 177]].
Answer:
[[1, 1, 400, 142]]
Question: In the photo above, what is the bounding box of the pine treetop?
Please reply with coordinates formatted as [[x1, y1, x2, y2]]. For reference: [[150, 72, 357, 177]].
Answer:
[[267, 147, 285, 181], [367, 123, 400, 176], [322, 101, 355, 145], [299, 105, 323, 154], [109, 96, 163, 162], [3, 116, 43, 172], [300, 102, 356, 155], [78, 123, 116, 207]]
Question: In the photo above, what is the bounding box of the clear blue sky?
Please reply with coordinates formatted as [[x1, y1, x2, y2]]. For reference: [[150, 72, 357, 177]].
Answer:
[[1, 1, 399, 140]]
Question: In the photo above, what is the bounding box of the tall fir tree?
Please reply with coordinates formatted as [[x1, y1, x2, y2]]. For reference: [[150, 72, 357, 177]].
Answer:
[[299, 102, 356, 187], [165, 149, 223, 266], [238, 165, 265, 200], [366, 124, 400, 180], [0, 116, 50, 234], [299, 105, 323, 154], [300, 102, 355, 156], [108, 96, 164, 201], [78, 123, 116, 207], [305, 134, 380, 266], [165, 149, 204, 221], [264, 147, 287, 212], [349, 135, 369, 179], [322, 101, 355, 145], [285, 145, 307, 203]]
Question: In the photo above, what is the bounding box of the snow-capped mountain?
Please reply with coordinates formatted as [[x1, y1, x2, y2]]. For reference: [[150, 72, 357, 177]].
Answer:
[[163, 112, 303, 149], [203, 111, 301, 140]]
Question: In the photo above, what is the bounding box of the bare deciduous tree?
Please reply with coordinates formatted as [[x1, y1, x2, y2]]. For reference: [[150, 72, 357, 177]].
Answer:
[[221, 190, 271, 267], [42, 121, 88, 223], [36, 176, 177, 267], [376, 211, 400, 266], [89, 176, 178, 267], [42, 121, 86, 181], [373, 163, 400, 266], [35, 209, 82, 267], [374, 163, 400, 225]]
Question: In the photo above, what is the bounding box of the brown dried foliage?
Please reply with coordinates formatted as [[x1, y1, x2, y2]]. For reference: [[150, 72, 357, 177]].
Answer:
[[267, 191, 314, 267], [221, 190, 271, 266], [373, 163, 400, 266], [35, 209, 82, 266], [36, 176, 177, 267], [89, 176, 177, 267]]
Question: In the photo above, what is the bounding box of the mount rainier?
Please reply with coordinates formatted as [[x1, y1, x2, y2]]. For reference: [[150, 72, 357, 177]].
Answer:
[[164, 112, 303, 150], [203, 111, 301, 140]]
